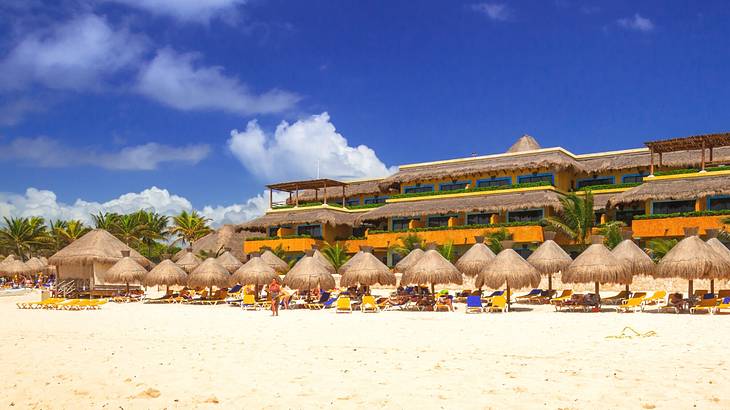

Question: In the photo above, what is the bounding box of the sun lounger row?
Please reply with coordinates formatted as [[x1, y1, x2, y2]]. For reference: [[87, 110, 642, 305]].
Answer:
[[16, 298, 107, 310]]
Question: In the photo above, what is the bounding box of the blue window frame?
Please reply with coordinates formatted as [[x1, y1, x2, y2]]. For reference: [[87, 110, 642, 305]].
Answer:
[[403, 184, 434, 194], [363, 196, 389, 205], [345, 197, 360, 206], [391, 218, 411, 231], [576, 176, 615, 189], [507, 209, 544, 222], [476, 177, 512, 188], [708, 195, 730, 211], [517, 173, 554, 184], [466, 213, 494, 225], [651, 200, 695, 215], [427, 214, 456, 228], [296, 224, 322, 238], [439, 181, 470, 191], [622, 173, 647, 184]]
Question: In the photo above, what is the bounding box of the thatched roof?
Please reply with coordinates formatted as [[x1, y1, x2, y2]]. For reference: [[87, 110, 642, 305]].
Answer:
[[239, 208, 359, 231], [400, 249, 463, 286], [287, 179, 384, 204], [563, 243, 631, 284], [312, 248, 336, 274], [340, 251, 395, 287], [104, 256, 148, 284], [338, 251, 362, 275], [455, 242, 495, 277], [175, 251, 201, 273], [283, 255, 336, 290], [0, 255, 33, 276], [379, 150, 583, 191], [25, 257, 48, 273], [260, 250, 289, 273], [48, 229, 151, 269], [591, 193, 616, 211], [40, 256, 48, 265], [216, 251, 242, 273], [507, 134, 541, 153], [656, 235, 730, 280], [611, 240, 655, 277], [188, 258, 231, 289], [476, 248, 541, 289], [608, 174, 730, 206], [232, 256, 281, 286], [707, 238, 730, 279], [358, 189, 563, 221], [173, 225, 255, 261], [393, 248, 424, 273], [527, 240, 572, 275], [143, 259, 187, 287], [578, 146, 730, 173]]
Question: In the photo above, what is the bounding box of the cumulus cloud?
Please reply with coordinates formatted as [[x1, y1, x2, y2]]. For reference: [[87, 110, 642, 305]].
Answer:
[[617, 14, 654, 32], [0, 137, 210, 170], [135, 48, 299, 115], [470, 3, 511, 21], [0, 14, 147, 92], [227, 112, 395, 182], [104, 0, 246, 24], [0, 186, 274, 227]]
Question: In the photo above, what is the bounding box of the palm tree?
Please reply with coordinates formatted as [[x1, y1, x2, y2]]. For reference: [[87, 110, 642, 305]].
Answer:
[[389, 233, 425, 256], [321, 243, 350, 270], [113, 213, 146, 246], [48, 220, 69, 253], [92, 212, 119, 231], [136, 211, 169, 256], [598, 221, 625, 250], [542, 192, 594, 248], [645, 238, 678, 262], [57, 220, 91, 244], [484, 228, 511, 253], [168, 210, 212, 246], [0, 217, 48, 260], [438, 241, 455, 262]]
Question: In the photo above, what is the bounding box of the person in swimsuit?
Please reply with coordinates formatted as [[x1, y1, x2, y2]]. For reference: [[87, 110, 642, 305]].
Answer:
[[269, 279, 281, 316]]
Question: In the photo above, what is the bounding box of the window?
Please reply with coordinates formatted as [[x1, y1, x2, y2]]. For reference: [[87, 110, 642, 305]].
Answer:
[[652, 200, 695, 215], [439, 181, 469, 191], [594, 212, 604, 225], [296, 224, 322, 238], [267, 226, 279, 237], [345, 198, 360, 207], [363, 196, 388, 204], [515, 245, 532, 259], [622, 173, 647, 184], [351, 227, 367, 238], [507, 209, 544, 222], [391, 218, 411, 231], [466, 213, 494, 225], [476, 177, 512, 188], [708, 196, 730, 210], [427, 215, 453, 228], [403, 184, 434, 194], [576, 176, 615, 189], [517, 173, 554, 184], [615, 205, 645, 225]]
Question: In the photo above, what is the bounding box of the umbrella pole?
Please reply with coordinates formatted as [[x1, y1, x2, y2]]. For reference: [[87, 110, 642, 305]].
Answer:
[[710, 279, 715, 295], [688, 280, 693, 301], [594, 282, 600, 308], [625, 284, 630, 292], [548, 274, 552, 293], [126, 282, 130, 297], [431, 283, 435, 295], [506, 283, 511, 312]]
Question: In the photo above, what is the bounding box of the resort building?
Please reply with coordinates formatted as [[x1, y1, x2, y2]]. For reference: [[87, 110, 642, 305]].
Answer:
[[239, 133, 730, 264]]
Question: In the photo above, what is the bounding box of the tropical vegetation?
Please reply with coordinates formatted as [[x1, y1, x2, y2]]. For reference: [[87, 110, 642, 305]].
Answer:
[[321, 243, 350, 270], [645, 238, 678, 262], [542, 192, 594, 248]]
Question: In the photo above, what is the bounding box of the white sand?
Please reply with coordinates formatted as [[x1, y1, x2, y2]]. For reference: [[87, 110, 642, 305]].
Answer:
[[1, 291, 729, 409]]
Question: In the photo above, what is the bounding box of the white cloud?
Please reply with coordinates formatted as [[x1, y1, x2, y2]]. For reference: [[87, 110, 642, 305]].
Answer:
[[227, 112, 395, 182], [0, 186, 274, 227], [617, 14, 654, 32], [135, 48, 298, 114], [0, 14, 147, 91], [470, 3, 511, 21], [0, 137, 210, 170], [104, 0, 246, 24]]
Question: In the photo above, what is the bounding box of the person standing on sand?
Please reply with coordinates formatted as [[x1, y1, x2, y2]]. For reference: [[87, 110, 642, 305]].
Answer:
[[269, 279, 281, 316]]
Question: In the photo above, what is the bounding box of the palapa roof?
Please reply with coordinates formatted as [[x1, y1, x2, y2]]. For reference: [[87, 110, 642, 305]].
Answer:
[[527, 240, 572, 275], [48, 229, 151, 268], [578, 146, 730, 173], [338, 251, 362, 275], [312, 248, 336, 274], [358, 189, 563, 221], [103, 256, 148, 284], [645, 132, 730, 153], [611, 240, 655, 277], [0, 255, 33, 276], [267, 178, 347, 192], [393, 248, 424, 273], [507, 134, 541, 153], [400, 249, 463, 286], [239, 208, 359, 230], [175, 251, 201, 273], [455, 242, 495, 277], [143, 259, 188, 287], [25, 257, 48, 273], [260, 250, 289, 273], [590, 193, 616, 211], [706, 238, 730, 279], [173, 225, 254, 261], [188, 258, 231, 289], [562, 243, 631, 285], [655, 235, 729, 280], [287, 178, 384, 204], [232, 256, 281, 286], [339, 251, 395, 287], [283, 256, 336, 290], [215, 251, 243, 273], [476, 248, 541, 289], [608, 173, 730, 206]]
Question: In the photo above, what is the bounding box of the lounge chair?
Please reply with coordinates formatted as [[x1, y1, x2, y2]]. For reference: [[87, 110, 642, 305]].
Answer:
[[241, 294, 257, 310], [642, 291, 667, 306], [690, 298, 717, 314], [529, 289, 556, 304], [306, 292, 332, 310], [336, 296, 352, 313], [486, 296, 507, 313], [201, 290, 228, 305], [16, 298, 64, 309], [714, 297, 730, 314], [602, 291, 630, 305], [616, 297, 644, 313], [692, 290, 708, 300], [717, 289, 730, 299], [550, 290, 573, 305], [630, 292, 647, 300], [483, 290, 504, 304], [465, 295, 484, 313], [515, 289, 541, 302], [361, 295, 379, 313], [383, 299, 409, 311]]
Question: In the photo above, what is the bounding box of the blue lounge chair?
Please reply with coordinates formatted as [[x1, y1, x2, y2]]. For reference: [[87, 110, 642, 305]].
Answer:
[[306, 292, 331, 309], [465, 295, 483, 313], [228, 284, 242, 294], [515, 289, 541, 301], [322, 297, 338, 309]]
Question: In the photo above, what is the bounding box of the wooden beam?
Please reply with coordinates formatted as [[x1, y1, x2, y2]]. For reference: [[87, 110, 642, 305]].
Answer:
[[323, 182, 327, 205], [701, 140, 706, 171], [295, 186, 299, 206], [649, 147, 654, 175]]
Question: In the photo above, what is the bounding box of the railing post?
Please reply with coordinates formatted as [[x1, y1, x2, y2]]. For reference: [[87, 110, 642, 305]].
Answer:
[[649, 147, 654, 176]]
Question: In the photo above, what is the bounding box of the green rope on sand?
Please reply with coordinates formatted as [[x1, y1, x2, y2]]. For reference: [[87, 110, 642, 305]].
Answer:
[[605, 326, 657, 339]]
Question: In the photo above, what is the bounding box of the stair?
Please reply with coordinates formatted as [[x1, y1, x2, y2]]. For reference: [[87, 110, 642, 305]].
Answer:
[[53, 279, 88, 298]]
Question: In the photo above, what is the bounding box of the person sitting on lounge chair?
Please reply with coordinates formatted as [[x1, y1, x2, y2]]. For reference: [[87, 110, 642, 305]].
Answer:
[[437, 293, 454, 312], [668, 293, 684, 310]]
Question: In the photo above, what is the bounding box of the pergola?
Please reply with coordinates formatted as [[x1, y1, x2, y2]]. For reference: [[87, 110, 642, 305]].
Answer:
[[645, 132, 730, 175], [267, 178, 348, 208]]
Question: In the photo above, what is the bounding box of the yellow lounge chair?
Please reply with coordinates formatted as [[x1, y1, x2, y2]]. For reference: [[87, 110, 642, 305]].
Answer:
[[17, 298, 64, 309], [714, 297, 730, 314], [550, 290, 572, 304], [487, 296, 507, 313], [642, 291, 667, 306], [241, 294, 257, 310], [336, 296, 352, 313], [690, 298, 717, 314], [616, 297, 644, 313], [361, 295, 379, 313]]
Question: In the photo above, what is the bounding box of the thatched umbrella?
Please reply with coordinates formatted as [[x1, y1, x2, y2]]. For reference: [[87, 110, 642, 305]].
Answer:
[[40, 256, 49, 265], [611, 235, 655, 291], [476, 241, 541, 310], [311, 246, 336, 275], [188, 258, 231, 296], [176, 250, 201, 273], [526, 232, 571, 292], [104, 250, 148, 296], [455, 236, 495, 277], [340, 247, 396, 287], [655, 227, 729, 298], [0, 255, 33, 277], [25, 256, 48, 273], [401, 245, 462, 293], [705, 229, 730, 294], [260, 249, 289, 274], [143, 259, 188, 293], [283, 251, 336, 290], [393, 248, 424, 274], [338, 250, 363, 276], [562, 236, 630, 307], [216, 250, 242, 274], [232, 253, 281, 286]]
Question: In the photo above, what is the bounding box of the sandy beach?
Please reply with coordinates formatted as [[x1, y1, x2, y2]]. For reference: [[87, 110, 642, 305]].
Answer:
[[1, 291, 728, 410]]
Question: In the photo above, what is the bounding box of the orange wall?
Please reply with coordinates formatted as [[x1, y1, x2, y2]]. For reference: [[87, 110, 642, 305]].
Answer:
[[363, 225, 544, 249], [631, 215, 728, 238], [243, 238, 322, 254]]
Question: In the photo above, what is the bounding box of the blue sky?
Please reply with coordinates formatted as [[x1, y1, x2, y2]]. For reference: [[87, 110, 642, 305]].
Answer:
[[1, 0, 729, 225]]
